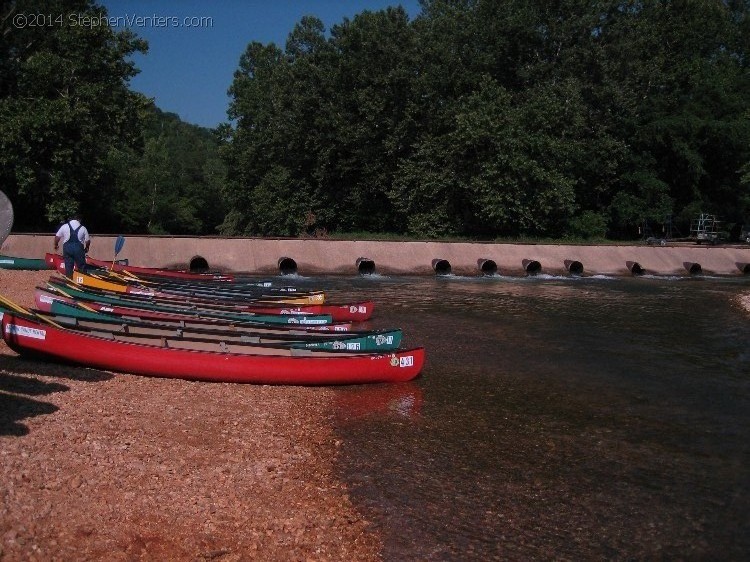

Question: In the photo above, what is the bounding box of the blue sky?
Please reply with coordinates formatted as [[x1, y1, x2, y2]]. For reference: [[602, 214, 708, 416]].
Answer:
[[101, 1, 423, 128]]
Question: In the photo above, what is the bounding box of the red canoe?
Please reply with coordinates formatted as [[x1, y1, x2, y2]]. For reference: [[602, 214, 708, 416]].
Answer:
[[1, 312, 425, 385], [34, 288, 353, 332], [45, 253, 234, 282], [237, 301, 374, 322]]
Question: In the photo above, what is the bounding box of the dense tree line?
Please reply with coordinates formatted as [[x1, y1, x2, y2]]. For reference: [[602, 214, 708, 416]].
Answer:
[[222, 0, 750, 239], [106, 107, 226, 235], [1, 0, 224, 234], [1, 0, 147, 231], [2, 0, 749, 240]]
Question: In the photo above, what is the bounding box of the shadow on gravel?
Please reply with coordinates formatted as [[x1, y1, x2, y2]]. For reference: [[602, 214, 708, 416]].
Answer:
[[0, 354, 113, 382], [0, 393, 58, 436], [0, 354, 113, 436]]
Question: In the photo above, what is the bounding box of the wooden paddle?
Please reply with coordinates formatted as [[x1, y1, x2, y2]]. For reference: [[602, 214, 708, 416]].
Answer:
[[42, 283, 99, 313], [0, 294, 64, 328]]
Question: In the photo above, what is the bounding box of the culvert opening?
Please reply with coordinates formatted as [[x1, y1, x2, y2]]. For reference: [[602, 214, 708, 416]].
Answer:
[[477, 258, 497, 275], [356, 257, 376, 275], [737, 263, 750, 274], [523, 259, 541, 275], [565, 260, 584, 276], [278, 257, 298, 275], [627, 261, 645, 275], [432, 259, 452, 275], [685, 262, 702, 275], [189, 256, 209, 272]]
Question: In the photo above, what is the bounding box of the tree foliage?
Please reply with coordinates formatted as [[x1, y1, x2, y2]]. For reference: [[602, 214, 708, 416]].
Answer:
[[0, 0, 227, 235], [109, 107, 227, 235], [3, 1, 749, 240], [223, 0, 750, 239], [0, 0, 148, 230]]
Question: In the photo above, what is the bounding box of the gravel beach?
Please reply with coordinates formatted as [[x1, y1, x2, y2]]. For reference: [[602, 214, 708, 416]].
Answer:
[[0, 270, 381, 561]]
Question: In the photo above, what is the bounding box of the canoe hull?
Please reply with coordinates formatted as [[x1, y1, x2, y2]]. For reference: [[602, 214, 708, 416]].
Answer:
[[45, 253, 233, 281], [40, 283, 334, 325], [0, 255, 51, 270], [35, 290, 353, 332], [2, 313, 424, 385], [239, 302, 374, 322]]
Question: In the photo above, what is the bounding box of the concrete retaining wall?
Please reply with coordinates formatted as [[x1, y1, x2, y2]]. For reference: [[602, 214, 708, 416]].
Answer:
[[3, 234, 750, 277]]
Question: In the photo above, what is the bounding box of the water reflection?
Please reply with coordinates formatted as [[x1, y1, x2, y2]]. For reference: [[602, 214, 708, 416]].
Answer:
[[313, 275, 750, 561], [333, 383, 423, 421]]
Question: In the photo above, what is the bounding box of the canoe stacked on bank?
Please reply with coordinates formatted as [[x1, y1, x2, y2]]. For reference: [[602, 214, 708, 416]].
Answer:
[[0, 254, 51, 270], [1, 311, 424, 385], [45, 253, 232, 281], [1, 256, 425, 385], [1, 253, 130, 271]]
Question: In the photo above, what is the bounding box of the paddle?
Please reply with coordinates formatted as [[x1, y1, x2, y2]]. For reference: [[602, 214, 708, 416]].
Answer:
[[110, 235, 125, 270], [43, 282, 100, 313], [0, 294, 64, 329]]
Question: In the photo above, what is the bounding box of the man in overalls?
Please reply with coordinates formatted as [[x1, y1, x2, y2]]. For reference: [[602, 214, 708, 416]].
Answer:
[[53, 215, 91, 278]]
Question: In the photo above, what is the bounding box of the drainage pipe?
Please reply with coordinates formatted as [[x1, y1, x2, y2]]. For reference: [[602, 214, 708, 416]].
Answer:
[[477, 258, 497, 276], [684, 262, 702, 275], [278, 256, 298, 275], [356, 257, 376, 275], [432, 259, 452, 275], [564, 260, 584, 276], [522, 259, 541, 275], [189, 255, 209, 272], [626, 261, 645, 275], [737, 262, 750, 274]]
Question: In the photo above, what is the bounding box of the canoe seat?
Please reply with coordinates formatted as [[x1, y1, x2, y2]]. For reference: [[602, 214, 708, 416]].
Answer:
[[93, 331, 115, 340]]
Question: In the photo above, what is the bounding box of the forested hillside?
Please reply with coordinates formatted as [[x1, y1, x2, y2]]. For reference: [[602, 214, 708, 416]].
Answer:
[[222, 0, 750, 240], [2, 0, 749, 239], [0, 0, 225, 235], [106, 107, 226, 235]]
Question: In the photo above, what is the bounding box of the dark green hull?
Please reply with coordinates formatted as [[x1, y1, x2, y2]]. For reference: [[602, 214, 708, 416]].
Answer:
[[0, 255, 51, 270], [38, 299, 403, 352]]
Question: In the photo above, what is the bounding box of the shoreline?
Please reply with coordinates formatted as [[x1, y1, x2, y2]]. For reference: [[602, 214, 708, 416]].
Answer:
[[0, 270, 381, 560]]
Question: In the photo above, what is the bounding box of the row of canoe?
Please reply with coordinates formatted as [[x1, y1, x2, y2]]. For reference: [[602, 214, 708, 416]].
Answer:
[[0, 253, 130, 271], [0, 254, 425, 385]]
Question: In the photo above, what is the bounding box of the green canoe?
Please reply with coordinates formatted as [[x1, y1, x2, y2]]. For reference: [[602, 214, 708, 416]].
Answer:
[[0, 254, 51, 270]]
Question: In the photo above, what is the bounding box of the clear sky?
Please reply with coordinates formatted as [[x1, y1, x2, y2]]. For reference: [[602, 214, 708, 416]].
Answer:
[[100, 1, 423, 129]]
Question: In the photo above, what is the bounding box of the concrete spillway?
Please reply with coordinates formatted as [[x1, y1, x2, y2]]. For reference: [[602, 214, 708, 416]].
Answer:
[[3, 234, 750, 277]]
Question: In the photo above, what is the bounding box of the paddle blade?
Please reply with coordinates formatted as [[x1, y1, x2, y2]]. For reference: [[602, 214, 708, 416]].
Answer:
[[114, 235, 125, 256]]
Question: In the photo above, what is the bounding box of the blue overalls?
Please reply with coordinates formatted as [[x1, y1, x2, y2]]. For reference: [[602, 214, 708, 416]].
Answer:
[[63, 222, 86, 278]]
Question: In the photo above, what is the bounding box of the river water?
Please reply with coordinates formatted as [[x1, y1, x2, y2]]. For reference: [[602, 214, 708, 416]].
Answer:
[[287, 273, 750, 561]]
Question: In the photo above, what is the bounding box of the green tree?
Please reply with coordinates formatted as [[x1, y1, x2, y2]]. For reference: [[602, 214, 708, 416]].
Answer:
[[222, 0, 750, 240], [0, 0, 149, 231], [111, 107, 227, 235]]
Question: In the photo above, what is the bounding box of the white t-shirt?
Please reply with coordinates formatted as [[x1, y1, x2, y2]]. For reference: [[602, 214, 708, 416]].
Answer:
[[55, 220, 90, 244]]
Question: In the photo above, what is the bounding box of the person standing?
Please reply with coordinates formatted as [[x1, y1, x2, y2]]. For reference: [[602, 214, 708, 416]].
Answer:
[[53, 215, 91, 278]]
